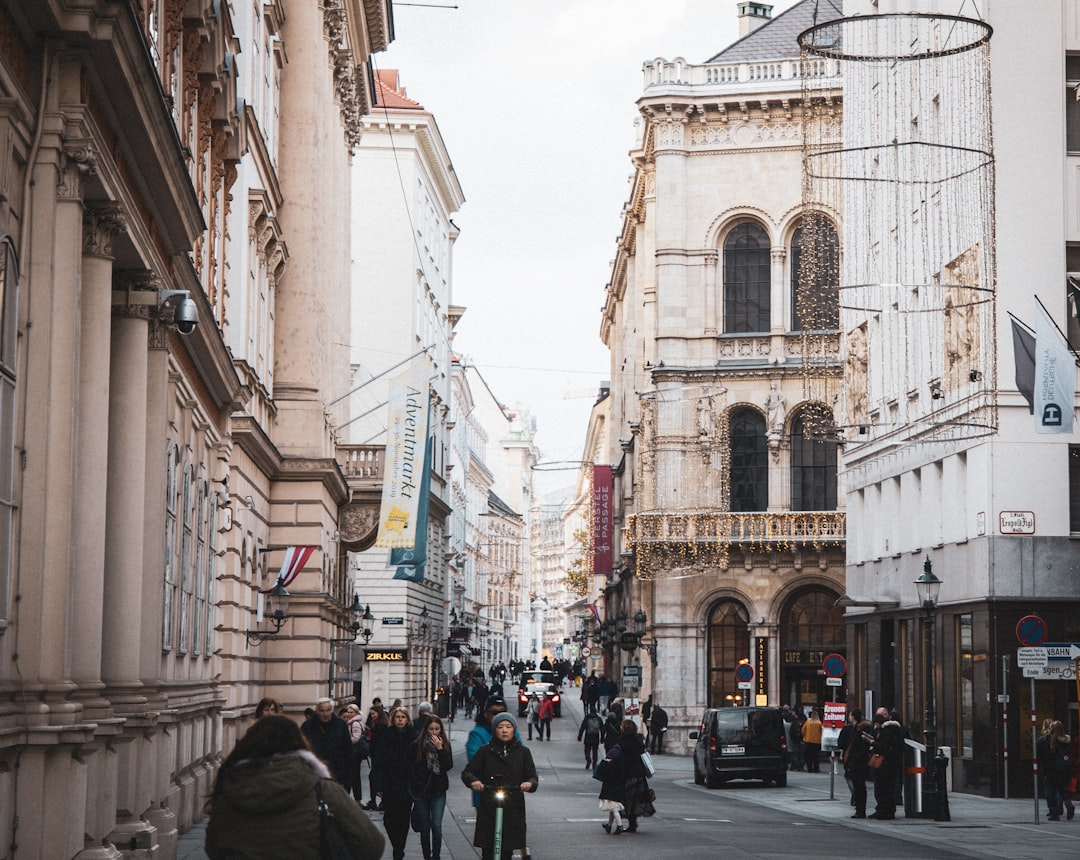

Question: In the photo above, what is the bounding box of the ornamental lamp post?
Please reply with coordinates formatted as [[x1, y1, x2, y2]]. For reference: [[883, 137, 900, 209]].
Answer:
[[914, 556, 946, 821]]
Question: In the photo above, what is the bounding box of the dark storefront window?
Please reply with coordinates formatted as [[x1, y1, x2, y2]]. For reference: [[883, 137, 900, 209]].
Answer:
[[707, 600, 751, 709], [723, 221, 771, 333], [781, 587, 844, 709], [958, 614, 974, 758]]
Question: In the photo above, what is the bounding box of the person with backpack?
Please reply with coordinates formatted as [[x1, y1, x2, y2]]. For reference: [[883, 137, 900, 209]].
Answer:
[[578, 709, 604, 769], [525, 692, 540, 740], [345, 703, 370, 804], [536, 692, 555, 741]]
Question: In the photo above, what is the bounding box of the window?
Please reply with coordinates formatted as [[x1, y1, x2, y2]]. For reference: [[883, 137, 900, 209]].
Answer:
[[1067, 56, 1080, 154], [162, 445, 179, 650], [791, 216, 840, 331], [957, 614, 974, 758], [0, 235, 18, 626], [729, 409, 768, 511], [707, 600, 751, 708], [790, 410, 838, 510], [781, 588, 845, 651], [1071, 446, 1080, 532], [193, 480, 207, 655], [205, 494, 218, 657], [179, 465, 194, 653], [723, 222, 771, 333]]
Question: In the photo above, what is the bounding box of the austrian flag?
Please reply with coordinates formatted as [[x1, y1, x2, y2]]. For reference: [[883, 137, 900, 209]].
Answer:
[[260, 545, 317, 593]]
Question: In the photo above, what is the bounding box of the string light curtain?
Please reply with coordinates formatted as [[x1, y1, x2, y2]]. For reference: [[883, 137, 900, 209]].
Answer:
[[798, 12, 997, 449]]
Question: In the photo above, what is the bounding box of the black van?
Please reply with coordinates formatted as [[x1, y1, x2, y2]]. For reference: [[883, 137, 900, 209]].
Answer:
[[690, 706, 788, 788]]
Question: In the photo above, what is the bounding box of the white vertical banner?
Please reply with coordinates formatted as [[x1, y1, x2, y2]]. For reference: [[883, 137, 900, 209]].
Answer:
[[374, 356, 432, 548], [1034, 303, 1076, 434]]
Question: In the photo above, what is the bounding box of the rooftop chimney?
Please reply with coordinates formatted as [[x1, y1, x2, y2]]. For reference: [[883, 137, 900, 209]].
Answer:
[[737, 1, 773, 38]]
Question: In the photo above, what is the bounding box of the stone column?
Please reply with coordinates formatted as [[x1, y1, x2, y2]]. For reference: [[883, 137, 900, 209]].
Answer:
[[71, 205, 124, 715], [704, 251, 718, 336], [101, 273, 151, 697], [771, 246, 787, 334]]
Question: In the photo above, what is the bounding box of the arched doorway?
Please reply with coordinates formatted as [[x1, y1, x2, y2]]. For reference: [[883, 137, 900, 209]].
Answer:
[[780, 586, 845, 712], [706, 599, 751, 709]]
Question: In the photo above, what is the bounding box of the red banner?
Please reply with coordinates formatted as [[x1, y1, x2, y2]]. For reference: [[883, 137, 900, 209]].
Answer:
[[592, 465, 613, 576]]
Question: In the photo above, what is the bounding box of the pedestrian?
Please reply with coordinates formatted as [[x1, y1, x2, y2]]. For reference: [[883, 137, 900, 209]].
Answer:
[[837, 708, 864, 805], [583, 671, 600, 715], [525, 692, 539, 740], [868, 707, 903, 820], [602, 707, 623, 754], [537, 691, 554, 741], [466, 694, 515, 809], [1037, 719, 1074, 820], [375, 706, 415, 860], [615, 719, 649, 833], [365, 707, 390, 810], [366, 696, 385, 729], [409, 714, 454, 860], [253, 697, 282, 719], [596, 742, 627, 836], [787, 707, 806, 771], [843, 715, 874, 819], [416, 700, 434, 727], [578, 708, 604, 769], [598, 675, 613, 715], [802, 709, 824, 772], [461, 713, 539, 860], [300, 697, 353, 792], [344, 703, 369, 804], [204, 715, 385, 859], [649, 702, 668, 754]]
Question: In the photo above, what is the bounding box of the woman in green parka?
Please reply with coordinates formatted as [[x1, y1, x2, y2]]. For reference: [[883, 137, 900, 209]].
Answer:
[[205, 715, 385, 859], [461, 712, 538, 860]]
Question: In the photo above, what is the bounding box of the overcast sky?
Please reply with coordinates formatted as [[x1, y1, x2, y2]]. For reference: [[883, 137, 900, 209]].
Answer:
[[380, 0, 799, 494]]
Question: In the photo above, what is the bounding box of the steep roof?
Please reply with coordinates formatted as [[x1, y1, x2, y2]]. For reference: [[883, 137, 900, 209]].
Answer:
[[707, 0, 844, 63], [374, 69, 424, 110]]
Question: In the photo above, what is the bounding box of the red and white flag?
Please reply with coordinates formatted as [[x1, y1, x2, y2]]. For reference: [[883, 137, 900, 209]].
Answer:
[[261, 545, 317, 592]]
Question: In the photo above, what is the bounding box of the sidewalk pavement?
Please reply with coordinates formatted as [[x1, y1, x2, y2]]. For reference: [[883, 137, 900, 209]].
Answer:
[[178, 698, 1080, 860]]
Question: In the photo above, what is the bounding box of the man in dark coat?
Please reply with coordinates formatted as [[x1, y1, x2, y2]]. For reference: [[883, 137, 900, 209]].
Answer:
[[302, 697, 353, 790], [869, 708, 904, 820], [649, 703, 669, 754]]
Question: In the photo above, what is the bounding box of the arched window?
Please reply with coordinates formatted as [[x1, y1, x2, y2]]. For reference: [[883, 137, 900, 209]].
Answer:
[[723, 222, 771, 333], [790, 216, 839, 331], [729, 409, 768, 511], [782, 588, 845, 651], [707, 599, 751, 708], [790, 410, 838, 510]]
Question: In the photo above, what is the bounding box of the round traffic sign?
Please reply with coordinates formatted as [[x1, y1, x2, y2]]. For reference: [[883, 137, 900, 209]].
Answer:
[[1016, 615, 1048, 646], [735, 663, 755, 683], [823, 653, 847, 678], [580, 646, 592, 658]]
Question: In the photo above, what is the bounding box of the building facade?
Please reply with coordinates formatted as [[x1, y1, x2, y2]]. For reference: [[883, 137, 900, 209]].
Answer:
[[834, 0, 1080, 799], [599, 1, 848, 750], [0, 0, 392, 855]]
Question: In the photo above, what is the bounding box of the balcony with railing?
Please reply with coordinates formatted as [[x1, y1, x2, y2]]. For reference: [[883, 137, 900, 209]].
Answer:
[[626, 510, 845, 576], [642, 56, 840, 93], [336, 445, 384, 484]]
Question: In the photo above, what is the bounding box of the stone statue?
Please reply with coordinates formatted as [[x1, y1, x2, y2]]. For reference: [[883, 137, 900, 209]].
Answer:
[[765, 381, 787, 433]]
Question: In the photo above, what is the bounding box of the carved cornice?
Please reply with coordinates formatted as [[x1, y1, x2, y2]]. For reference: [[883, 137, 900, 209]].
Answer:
[[58, 144, 97, 200], [323, 0, 368, 150], [363, 0, 393, 53]]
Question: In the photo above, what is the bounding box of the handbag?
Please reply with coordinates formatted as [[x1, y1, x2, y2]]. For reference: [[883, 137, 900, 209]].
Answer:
[[640, 751, 656, 777], [592, 761, 605, 781], [868, 752, 885, 769], [315, 780, 353, 860]]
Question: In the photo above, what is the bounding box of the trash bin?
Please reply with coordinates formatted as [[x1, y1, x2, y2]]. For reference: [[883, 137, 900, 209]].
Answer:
[[903, 739, 925, 818]]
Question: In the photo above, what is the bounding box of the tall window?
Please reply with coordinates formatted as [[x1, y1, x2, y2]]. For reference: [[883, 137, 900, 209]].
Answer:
[[162, 445, 179, 649], [0, 235, 18, 625], [1067, 56, 1080, 154], [790, 410, 838, 510], [1070, 445, 1080, 533], [707, 600, 751, 708], [723, 222, 771, 333], [205, 494, 218, 657], [957, 614, 974, 758], [179, 465, 194, 653], [192, 480, 207, 655], [791, 217, 840, 331], [729, 409, 768, 511]]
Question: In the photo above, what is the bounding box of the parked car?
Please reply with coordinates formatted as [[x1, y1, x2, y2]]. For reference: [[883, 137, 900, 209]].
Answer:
[[690, 706, 788, 788], [516, 671, 561, 717]]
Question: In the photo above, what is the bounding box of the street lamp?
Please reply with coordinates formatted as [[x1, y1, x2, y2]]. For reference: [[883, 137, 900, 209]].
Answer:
[[914, 556, 946, 821], [245, 579, 290, 646]]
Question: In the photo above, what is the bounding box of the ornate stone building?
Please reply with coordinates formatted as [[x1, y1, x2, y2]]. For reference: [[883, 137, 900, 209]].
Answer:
[[0, 0, 392, 855], [598, 1, 847, 749]]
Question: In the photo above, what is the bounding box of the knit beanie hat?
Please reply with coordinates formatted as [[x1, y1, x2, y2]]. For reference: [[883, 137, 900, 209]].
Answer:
[[490, 712, 517, 733]]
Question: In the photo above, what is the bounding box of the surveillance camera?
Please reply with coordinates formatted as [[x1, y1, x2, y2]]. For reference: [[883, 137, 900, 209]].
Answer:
[[174, 297, 199, 334]]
